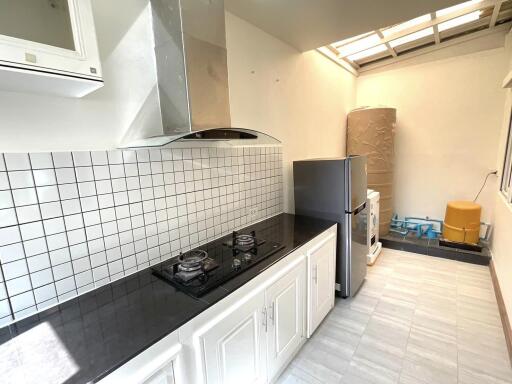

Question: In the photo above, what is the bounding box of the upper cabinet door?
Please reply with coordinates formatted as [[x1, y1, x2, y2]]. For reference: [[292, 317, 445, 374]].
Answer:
[[200, 291, 268, 384], [266, 260, 305, 381], [307, 231, 336, 337], [0, 0, 103, 97]]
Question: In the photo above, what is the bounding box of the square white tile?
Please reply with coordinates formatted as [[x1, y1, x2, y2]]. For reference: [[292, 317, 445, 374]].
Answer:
[[30, 268, 53, 288], [72, 257, 90, 274], [4, 154, 30, 171], [75, 167, 94, 182], [12, 188, 38, 206], [72, 152, 92, 167], [8, 171, 34, 189], [33, 284, 56, 304], [6, 275, 32, 296], [0, 243, 25, 263], [61, 199, 81, 215], [10, 291, 35, 312], [91, 151, 108, 166], [55, 168, 76, 184], [55, 276, 76, 295], [52, 262, 73, 281], [49, 248, 71, 266], [30, 153, 54, 169], [19, 221, 45, 241], [16, 205, 42, 224], [23, 237, 48, 257], [0, 208, 17, 227], [0, 226, 21, 247], [33, 169, 56, 187], [52, 152, 73, 168], [2, 259, 29, 280], [39, 202, 62, 220], [0, 190, 13, 209], [27, 253, 51, 273], [107, 150, 123, 165], [37, 185, 59, 203], [43, 217, 65, 236], [46, 233, 68, 251]]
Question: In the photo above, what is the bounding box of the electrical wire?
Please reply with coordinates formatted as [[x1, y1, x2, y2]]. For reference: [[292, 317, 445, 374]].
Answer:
[[473, 171, 498, 202]]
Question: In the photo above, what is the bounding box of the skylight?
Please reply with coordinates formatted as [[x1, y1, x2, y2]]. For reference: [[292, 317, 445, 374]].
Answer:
[[319, 0, 511, 73]]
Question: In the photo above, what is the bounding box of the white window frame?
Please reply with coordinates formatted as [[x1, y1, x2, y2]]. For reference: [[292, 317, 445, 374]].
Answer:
[[501, 110, 512, 203]]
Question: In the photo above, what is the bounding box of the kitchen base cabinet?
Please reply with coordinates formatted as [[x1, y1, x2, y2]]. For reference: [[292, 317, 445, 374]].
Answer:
[[98, 330, 181, 384], [266, 262, 305, 382], [200, 291, 268, 384], [307, 230, 336, 337], [144, 362, 175, 384]]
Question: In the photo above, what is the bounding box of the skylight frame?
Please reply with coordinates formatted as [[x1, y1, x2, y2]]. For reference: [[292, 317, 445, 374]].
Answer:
[[319, 0, 508, 71]]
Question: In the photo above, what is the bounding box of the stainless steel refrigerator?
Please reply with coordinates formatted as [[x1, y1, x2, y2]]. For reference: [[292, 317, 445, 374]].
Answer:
[[293, 155, 368, 298]]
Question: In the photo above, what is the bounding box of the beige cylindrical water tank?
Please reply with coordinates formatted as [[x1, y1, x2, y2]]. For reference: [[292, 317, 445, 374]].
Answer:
[[347, 107, 396, 236]]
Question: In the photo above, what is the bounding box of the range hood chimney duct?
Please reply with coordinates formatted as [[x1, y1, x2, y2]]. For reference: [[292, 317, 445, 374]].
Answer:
[[152, 0, 231, 134]]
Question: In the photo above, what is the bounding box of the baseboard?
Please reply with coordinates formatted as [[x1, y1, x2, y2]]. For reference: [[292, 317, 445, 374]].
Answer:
[[489, 260, 512, 366]]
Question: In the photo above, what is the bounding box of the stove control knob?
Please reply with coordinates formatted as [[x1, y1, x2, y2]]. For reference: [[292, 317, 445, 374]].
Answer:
[[233, 258, 241, 269], [243, 253, 252, 262]]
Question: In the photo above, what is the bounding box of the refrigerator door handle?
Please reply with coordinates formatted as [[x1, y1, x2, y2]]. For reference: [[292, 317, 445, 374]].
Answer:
[[347, 202, 367, 215]]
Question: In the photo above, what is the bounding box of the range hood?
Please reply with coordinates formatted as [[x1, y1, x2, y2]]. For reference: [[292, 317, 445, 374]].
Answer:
[[121, 0, 279, 148]]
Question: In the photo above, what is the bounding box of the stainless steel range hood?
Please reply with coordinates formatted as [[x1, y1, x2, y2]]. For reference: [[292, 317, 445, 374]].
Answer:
[[121, 0, 279, 148]]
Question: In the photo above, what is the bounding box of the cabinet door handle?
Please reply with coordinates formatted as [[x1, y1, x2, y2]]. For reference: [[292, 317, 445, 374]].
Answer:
[[313, 265, 318, 284], [262, 306, 267, 332], [269, 302, 275, 326]]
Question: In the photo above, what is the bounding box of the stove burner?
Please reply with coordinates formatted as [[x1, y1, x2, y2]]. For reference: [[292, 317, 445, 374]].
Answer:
[[225, 230, 265, 252], [235, 234, 255, 248], [177, 250, 208, 272]]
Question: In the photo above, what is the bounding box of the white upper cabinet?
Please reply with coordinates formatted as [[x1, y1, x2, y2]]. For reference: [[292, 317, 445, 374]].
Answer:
[[0, 0, 103, 97]]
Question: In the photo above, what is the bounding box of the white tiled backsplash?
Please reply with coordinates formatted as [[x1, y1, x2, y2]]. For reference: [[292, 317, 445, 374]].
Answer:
[[0, 145, 284, 325]]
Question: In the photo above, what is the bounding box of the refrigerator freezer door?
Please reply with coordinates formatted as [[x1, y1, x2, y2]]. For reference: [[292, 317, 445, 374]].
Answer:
[[340, 204, 368, 297], [346, 155, 368, 212]]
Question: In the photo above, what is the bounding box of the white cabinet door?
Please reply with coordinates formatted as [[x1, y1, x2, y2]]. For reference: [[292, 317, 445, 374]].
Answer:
[[307, 232, 336, 337], [143, 362, 175, 384], [201, 291, 267, 384], [266, 261, 305, 381]]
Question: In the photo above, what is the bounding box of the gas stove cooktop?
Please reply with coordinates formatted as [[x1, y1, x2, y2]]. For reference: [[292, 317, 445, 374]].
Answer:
[[152, 231, 285, 298]]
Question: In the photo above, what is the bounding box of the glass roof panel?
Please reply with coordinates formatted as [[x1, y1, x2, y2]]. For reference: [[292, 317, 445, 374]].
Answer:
[[437, 11, 482, 31], [389, 27, 434, 47], [347, 44, 387, 61], [436, 0, 483, 16], [338, 34, 381, 57], [382, 14, 431, 37]]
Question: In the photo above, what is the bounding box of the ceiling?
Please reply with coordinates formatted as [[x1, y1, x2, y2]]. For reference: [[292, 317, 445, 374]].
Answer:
[[225, 0, 464, 52]]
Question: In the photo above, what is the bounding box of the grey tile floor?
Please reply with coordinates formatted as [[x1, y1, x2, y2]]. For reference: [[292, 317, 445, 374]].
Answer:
[[277, 248, 512, 384]]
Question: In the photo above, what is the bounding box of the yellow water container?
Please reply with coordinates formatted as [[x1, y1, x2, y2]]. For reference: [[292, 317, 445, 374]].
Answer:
[[442, 201, 481, 244]]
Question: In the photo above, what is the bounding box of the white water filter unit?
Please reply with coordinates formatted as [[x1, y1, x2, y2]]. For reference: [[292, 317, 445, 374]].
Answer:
[[367, 189, 383, 265]]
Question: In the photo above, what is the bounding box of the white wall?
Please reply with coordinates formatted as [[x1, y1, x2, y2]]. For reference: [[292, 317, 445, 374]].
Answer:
[[226, 12, 356, 212], [356, 38, 508, 223], [492, 30, 512, 326]]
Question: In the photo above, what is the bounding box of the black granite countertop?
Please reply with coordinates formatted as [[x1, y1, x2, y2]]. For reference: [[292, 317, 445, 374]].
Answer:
[[0, 214, 336, 384]]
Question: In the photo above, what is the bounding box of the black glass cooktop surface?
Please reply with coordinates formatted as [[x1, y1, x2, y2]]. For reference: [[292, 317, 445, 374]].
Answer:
[[152, 234, 285, 298]]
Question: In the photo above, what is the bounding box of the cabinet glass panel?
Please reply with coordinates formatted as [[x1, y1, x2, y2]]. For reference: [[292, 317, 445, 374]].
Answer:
[[0, 0, 75, 51]]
